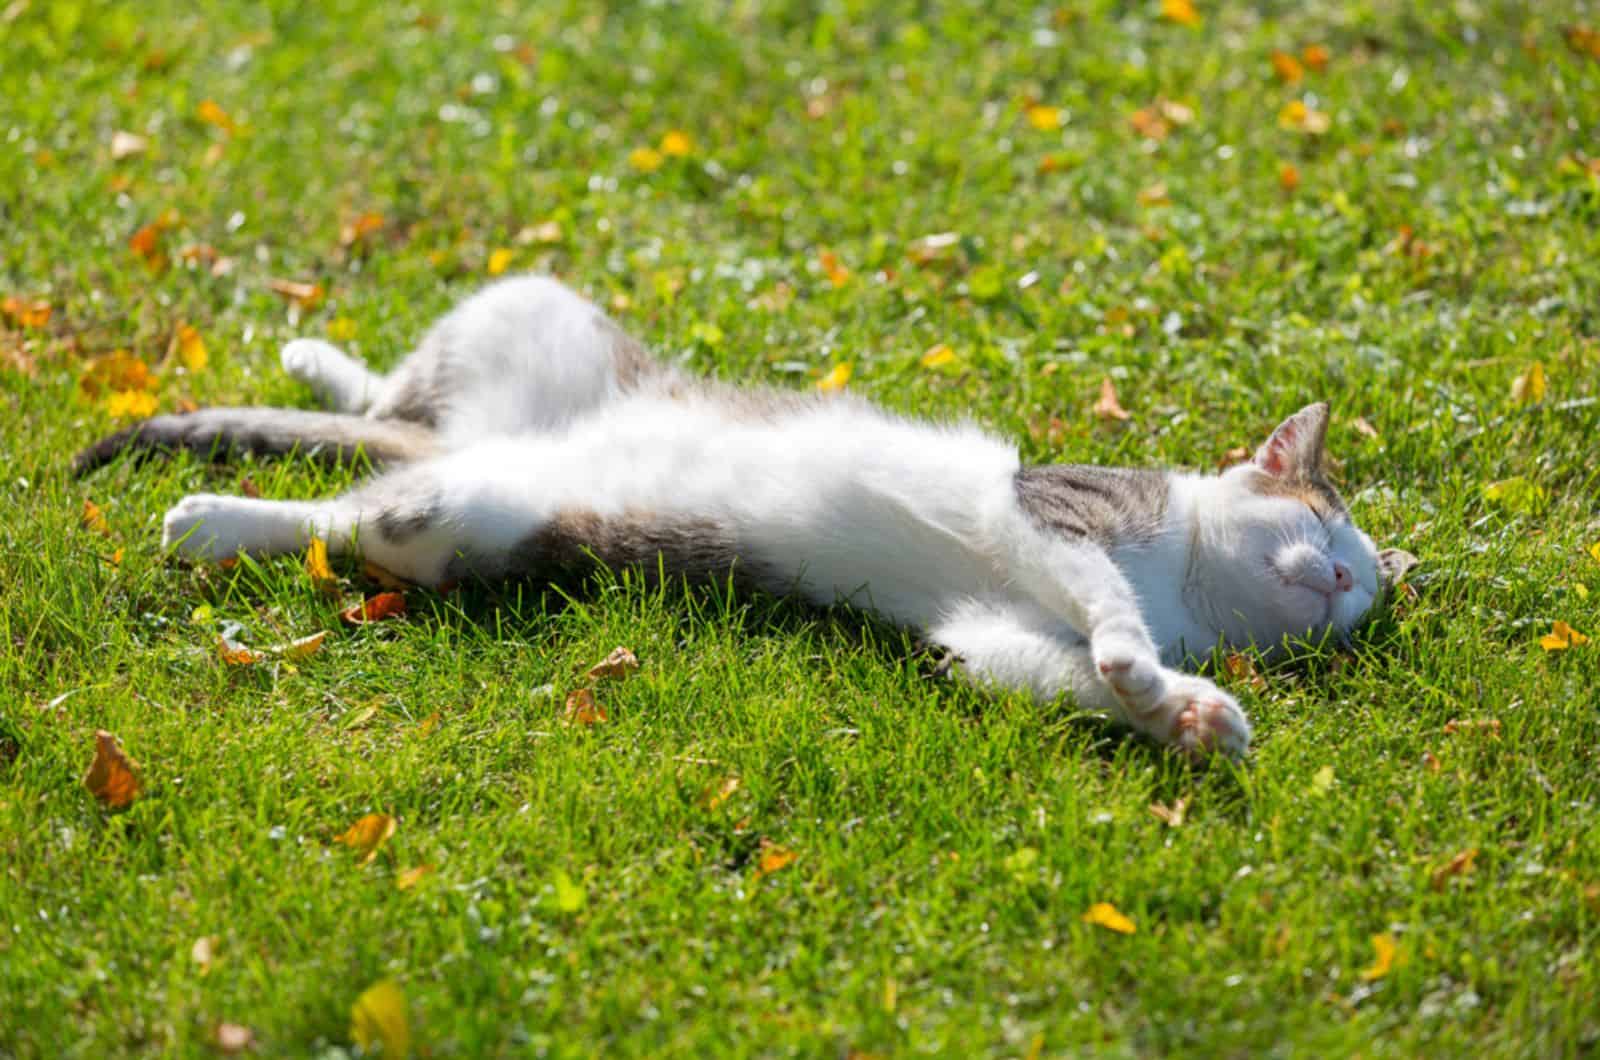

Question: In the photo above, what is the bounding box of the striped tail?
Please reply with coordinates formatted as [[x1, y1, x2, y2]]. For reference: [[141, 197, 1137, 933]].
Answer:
[[72, 407, 439, 476]]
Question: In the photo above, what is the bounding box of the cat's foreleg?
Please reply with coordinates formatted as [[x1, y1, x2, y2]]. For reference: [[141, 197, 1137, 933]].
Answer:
[[281, 339, 385, 414], [1003, 536, 1251, 757]]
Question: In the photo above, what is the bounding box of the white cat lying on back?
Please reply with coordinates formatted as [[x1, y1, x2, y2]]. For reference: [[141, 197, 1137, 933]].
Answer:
[[76, 276, 1411, 758]]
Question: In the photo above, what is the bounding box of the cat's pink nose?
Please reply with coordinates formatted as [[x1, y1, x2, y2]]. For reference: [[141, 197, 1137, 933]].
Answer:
[[1333, 561, 1354, 592]]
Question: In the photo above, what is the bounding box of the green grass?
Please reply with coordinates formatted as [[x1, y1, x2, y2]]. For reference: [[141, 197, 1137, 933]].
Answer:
[[4, 0, 1600, 1055]]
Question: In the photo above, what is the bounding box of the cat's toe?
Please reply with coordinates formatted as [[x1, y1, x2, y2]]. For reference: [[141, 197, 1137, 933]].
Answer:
[[1094, 646, 1161, 701], [1166, 681, 1251, 760]]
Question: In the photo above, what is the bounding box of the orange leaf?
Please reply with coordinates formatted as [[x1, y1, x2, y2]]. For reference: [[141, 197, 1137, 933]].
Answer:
[[1301, 44, 1331, 71], [1160, 0, 1202, 27], [1270, 50, 1304, 83], [1222, 652, 1267, 690], [1443, 718, 1501, 737], [586, 646, 640, 680], [1082, 902, 1136, 934], [217, 635, 264, 666], [395, 864, 433, 891], [562, 687, 608, 726], [81, 499, 111, 536], [268, 278, 325, 309], [756, 840, 797, 878], [340, 591, 408, 625], [1539, 620, 1589, 651], [339, 212, 385, 247], [335, 813, 397, 866], [818, 249, 851, 288], [1429, 848, 1478, 891], [0, 295, 51, 328], [196, 99, 236, 134], [1129, 107, 1170, 141], [1093, 377, 1130, 421], [83, 729, 141, 809], [1278, 162, 1301, 192]]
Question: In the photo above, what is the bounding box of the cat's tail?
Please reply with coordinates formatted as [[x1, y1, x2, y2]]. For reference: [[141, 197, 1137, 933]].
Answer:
[[71, 407, 440, 476]]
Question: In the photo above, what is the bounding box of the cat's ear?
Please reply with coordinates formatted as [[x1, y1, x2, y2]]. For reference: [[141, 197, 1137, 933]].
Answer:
[[1253, 402, 1329, 479], [1377, 547, 1419, 587]]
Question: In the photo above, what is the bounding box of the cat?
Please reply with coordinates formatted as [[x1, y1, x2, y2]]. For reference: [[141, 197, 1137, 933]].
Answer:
[[75, 275, 1413, 759]]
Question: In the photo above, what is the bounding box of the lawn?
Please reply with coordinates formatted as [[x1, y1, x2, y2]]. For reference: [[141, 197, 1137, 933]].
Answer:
[[3, 0, 1599, 1055]]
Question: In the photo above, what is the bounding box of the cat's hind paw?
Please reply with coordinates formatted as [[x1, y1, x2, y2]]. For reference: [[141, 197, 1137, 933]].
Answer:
[[1159, 675, 1251, 760], [162, 494, 255, 561]]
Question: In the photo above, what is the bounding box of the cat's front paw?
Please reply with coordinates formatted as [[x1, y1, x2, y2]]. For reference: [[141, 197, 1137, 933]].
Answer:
[[1155, 674, 1251, 760], [163, 494, 249, 561]]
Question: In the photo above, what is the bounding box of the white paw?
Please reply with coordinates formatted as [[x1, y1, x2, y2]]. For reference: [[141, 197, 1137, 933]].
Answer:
[[1155, 674, 1252, 760], [280, 338, 332, 384], [1093, 632, 1163, 702], [162, 494, 254, 561]]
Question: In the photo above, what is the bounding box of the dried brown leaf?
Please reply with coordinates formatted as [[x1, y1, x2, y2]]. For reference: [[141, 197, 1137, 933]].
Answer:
[[83, 729, 141, 809]]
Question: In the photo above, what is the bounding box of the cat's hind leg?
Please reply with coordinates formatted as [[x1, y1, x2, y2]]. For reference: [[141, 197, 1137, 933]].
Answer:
[[281, 338, 385, 414]]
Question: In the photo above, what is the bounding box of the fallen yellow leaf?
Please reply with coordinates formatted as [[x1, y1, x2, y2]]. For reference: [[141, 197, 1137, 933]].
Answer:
[[1082, 902, 1136, 934], [586, 646, 640, 680], [327, 316, 358, 341], [487, 247, 514, 276], [336, 813, 397, 866], [395, 864, 433, 891], [105, 390, 159, 419], [1511, 361, 1546, 405], [659, 129, 693, 156], [305, 537, 337, 592], [83, 729, 141, 809], [1590, 542, 1600, 565], [174, 323, 207, 373], [816, 362, 853, 392], [1278, 99, 1331, 134], [1093, 376, 1130, 421], [628, 145, 664, 173], [920, 343, 958, 369], [350, 979, 410, 1060], [1359, 932, 1402, 980], [79, 349, 154, 397], [1539, 620, 1590, 652], [1025, 104, 1063, 131], [278, 631, 328, 660]]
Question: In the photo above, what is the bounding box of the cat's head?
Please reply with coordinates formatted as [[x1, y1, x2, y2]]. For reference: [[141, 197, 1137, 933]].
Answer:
[[1202, 403, 1411, 650]]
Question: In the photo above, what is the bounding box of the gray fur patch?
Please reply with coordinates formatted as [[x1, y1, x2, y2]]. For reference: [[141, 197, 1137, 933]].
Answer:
[[507, 507, 767, 589], [596, 315, 662, 392], [1014, 464, 1170, 543], [370, 488, 442, 544]]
